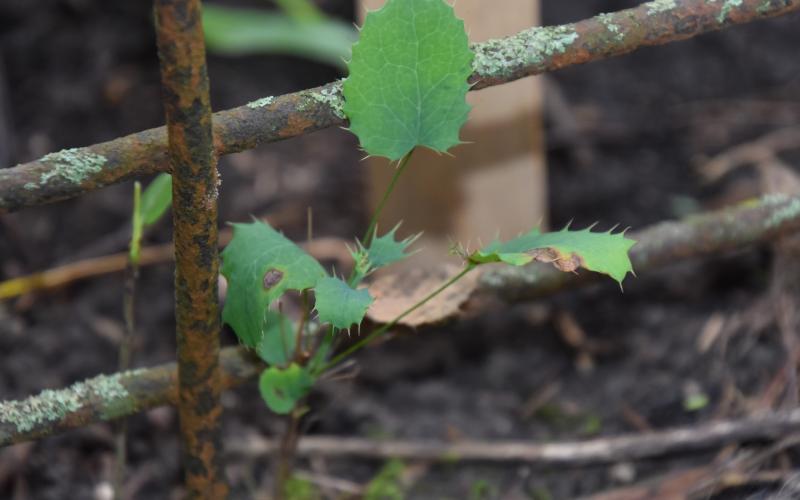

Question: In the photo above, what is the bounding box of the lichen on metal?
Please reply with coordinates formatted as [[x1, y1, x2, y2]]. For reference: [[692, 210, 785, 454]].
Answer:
[[758, 0, 778, 14], [645, 0, 678, 14], [246, 96, 275, 109], [39, 147, 107, 186], [23, 182, 39, 191], [0, 373, 129, 433], [717, 0, 745, 22], [309, 81, 345, 119], [471, 25, 579, 79], [765, 195, 800, 229], [597, 13, 625, 42]]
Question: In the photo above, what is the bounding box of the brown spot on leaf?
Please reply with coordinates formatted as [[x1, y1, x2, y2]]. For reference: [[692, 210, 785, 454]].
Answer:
[[263, 269, 284, 289], [530, 248, 584, 274]]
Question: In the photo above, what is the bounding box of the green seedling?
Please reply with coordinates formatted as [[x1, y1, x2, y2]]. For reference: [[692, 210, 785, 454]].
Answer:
[[220, 0, 635, 438]]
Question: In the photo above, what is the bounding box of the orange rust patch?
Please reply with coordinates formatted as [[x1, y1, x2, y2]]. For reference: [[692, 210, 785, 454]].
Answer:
[[281, 113, 316, 139]]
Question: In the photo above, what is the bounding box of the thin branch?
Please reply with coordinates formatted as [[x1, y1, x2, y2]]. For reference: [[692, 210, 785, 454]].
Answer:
[[0, 195, 798, 447], [1, 0, 797, 213], [153, 0, 226, 496], [0, 235, 348, 300], [226, 410, 800, 465]]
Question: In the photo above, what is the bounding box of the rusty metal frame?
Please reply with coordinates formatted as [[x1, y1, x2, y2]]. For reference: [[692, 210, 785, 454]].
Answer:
[[153, 0, 227, 496], [0, 0, 799, 495], [0, 0, 797, 214]]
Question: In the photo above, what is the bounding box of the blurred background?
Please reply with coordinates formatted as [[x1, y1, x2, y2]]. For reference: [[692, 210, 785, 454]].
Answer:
[[1, 0, 800, 498]]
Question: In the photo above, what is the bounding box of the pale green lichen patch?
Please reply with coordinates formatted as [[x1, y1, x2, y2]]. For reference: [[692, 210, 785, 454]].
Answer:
[[472, 24, 579, 78], [758, 0, 776, 14], [39, 147, 106, 187], [0, 373, 129, 434], [246, 96, 275, 109], [764, 194, 800, 229], [23, 182, 40, 190], [309, 81, 345, 119], [717, 0, 744, 23], [645, 0, 677, 14], [597, 13, 625, 42]]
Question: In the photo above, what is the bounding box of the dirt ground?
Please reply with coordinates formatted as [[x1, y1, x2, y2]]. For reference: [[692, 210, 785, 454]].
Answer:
[[2, 0, 800, 498]]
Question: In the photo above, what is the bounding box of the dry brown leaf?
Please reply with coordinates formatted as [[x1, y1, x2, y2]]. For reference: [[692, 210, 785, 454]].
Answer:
[[366, 262, 479, 327]]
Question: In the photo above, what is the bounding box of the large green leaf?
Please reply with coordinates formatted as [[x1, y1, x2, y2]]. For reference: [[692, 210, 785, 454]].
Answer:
[[259, 364, 314, 414], [255, 311, 296, 367], [203, 5, 357, 69], [140, 173, 172, 227], [314, 277, 373, 330], [343, 0, 473, 160], [469, 226, 637, 285], [221, 220, 326, 347]]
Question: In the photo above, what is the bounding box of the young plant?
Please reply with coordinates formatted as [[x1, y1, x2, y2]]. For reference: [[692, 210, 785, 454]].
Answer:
[[115, 173, 173, 499], [219, 0, 635, 488]]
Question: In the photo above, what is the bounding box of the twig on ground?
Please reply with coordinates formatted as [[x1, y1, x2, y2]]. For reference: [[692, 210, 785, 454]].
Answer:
[[226, 409, 800, 464], [292, 470, 363, 496], [698, 127, 800, 182], [0, 235, 349, 301]]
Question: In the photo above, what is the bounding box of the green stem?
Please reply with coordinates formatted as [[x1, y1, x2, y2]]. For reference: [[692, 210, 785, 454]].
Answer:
[[115, 182, 144, 500], [361, 149, 415, 247], [129, 182, 143, 265], [324, 264, 475, 371]]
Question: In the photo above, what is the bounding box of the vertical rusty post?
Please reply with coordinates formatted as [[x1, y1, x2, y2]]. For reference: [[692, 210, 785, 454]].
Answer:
[[153, 0, 227, 497]]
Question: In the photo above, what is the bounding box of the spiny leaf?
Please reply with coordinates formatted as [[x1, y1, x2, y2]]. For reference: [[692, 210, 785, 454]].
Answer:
[[140, 173, 172, 227], [221, 220, 326, 347], [314, 276, 373, 330], [343, 0, 473, 160], [364, 225, 420, 269], [255, 311, 296, 367], [469, 226, 636, 285], [259, 364, 314, 414]]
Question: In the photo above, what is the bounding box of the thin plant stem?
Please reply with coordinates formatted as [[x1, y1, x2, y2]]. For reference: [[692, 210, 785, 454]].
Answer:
[[324, 264, 476, 372], [293, 290, 310, 362], [361, 149, 415, 247], [128, 182, 143, 264], [113, 182, 142, 500], [275, 409, 303, 500]]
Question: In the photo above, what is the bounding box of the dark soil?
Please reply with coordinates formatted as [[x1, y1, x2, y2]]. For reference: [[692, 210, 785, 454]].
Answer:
[[2, 0, 800, 498]]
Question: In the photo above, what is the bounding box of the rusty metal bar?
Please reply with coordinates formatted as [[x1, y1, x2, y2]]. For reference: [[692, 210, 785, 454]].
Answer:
[[0, 347, 262, 447], [1, 0, 798, 213], [153, 0, 227, 496], [1, 194, 799, 448], [480, 194, 800, 300]]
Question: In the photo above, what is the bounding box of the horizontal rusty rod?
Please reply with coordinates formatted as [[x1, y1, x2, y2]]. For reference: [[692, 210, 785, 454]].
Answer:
[[153, 0, 227, 496], [480, 194, 800, 300], [1, 0, 798, 213], [0, 347, 262, 447], [1, 194, 798, 447]]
